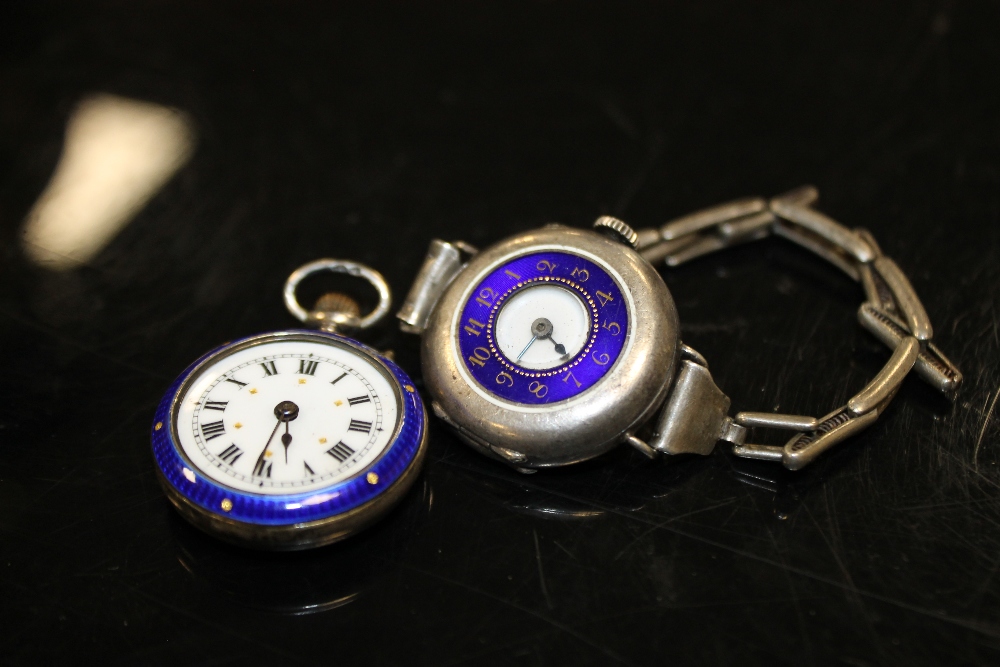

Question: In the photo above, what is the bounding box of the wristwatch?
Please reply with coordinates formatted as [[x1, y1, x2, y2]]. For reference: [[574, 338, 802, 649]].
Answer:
[[397, 185, 961, 472]]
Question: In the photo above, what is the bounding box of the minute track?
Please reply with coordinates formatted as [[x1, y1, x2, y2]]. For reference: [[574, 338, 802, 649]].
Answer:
[[180, 342, 393, 492]]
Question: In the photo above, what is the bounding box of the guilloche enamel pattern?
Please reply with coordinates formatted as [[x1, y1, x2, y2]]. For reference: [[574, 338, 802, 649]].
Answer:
[[412, 224, 681, 469], [151, 262, 427, 550], [457, 250, 628, 404]]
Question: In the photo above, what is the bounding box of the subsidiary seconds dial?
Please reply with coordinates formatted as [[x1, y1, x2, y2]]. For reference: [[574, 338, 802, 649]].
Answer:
[[173, 339, 399, 495]]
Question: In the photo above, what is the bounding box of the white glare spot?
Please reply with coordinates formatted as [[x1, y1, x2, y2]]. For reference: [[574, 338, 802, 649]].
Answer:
[[182, 467, 197, 484], [21, 94, 195, 270], [301, 492, 339, 506]]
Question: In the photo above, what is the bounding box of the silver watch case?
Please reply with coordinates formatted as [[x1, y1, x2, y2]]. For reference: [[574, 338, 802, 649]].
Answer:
[[422, 225, 680, 468]]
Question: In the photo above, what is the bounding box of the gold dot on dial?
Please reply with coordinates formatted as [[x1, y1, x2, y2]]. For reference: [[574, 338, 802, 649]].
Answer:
[[234, 422, 243, 429], [298, 378, 307, 384], [249, 388, 258, 395], [319, 437, 327, 444], [366, 472, 379, 485], [220, 499, 233, 512], [154, 422, 163, 431], [334, 400, 343, 407]]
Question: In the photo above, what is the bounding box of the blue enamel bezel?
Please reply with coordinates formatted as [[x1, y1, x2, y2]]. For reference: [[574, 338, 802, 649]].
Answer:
[[151, 330, 425, 527], [457, 250, 629, 404]]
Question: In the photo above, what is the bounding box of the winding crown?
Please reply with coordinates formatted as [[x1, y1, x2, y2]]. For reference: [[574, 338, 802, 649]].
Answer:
[[593, 215, 639, 249]]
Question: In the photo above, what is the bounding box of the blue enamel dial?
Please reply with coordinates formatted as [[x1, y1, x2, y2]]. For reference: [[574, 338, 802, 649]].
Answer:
[[151, 330, 425, 531], [457, 250, 629, 404]]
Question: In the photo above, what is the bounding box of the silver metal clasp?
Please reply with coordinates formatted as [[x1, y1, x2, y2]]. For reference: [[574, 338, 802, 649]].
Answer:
[[627, 346, 745, 460]]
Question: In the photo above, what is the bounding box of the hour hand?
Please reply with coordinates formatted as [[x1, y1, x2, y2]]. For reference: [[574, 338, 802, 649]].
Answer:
[[281, 428, 293, 462]]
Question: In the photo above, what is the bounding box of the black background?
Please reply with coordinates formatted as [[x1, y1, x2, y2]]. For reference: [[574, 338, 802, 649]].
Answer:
[[2, 2, 1000, 665]]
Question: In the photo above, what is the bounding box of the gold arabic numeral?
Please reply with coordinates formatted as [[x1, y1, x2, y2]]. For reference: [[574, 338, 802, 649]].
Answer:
[[528, 381, 548, 398], [601, 320, 621, 336], [536, 260, 557, 274], [496, 371, 514, 387], [570, 267, 590, 282], [464, 318, 486, 336], [596, 291, 614, 307], [504, 269, 521, 280], [561, 371, 581, 388], [468, 346, 491, 368], [593, 352, 610, 365], [475, 287, 496, 308]]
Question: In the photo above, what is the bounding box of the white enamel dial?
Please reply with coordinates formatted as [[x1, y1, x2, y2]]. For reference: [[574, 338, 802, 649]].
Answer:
[[494, 284, 592, 370], [173, 337, 400, 495]]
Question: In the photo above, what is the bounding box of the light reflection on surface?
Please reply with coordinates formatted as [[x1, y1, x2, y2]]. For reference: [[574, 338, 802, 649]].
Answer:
[[21, 94, 195, 270]]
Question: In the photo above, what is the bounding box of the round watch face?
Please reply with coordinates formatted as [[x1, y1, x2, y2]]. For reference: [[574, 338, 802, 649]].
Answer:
[[151, 330, 426, 547], [456, 250, 629, 404], [174, 337, 398, 494]]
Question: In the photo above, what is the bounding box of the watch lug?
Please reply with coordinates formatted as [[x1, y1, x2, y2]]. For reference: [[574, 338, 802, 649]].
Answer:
[[623, 432, 659, 459], [679, 342, 709, 368], [491, 445, 528, 465], [397, 240, 472, 334], [648, 359, 731, 456]]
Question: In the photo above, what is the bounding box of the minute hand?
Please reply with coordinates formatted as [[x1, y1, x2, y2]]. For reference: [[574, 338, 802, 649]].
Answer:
[[253, 419, 282, 473], [516, 336, 538, 361]]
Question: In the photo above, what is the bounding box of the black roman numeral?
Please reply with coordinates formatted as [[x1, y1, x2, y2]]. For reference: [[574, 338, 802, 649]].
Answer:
[[330, 372, 347, 386], [224, 377, 247, 388], [303, 461, 315, 476], [348, 419, 372, 434], [204, 400, 228, 412], [254, 459, 273, 477], [325, 441, 355, 463], [218, 444, 243, 465], [260, 361, 278, 376], [298, 359, 318, 375], [200, 420, 226, 441], [347, 395, 370, 406]]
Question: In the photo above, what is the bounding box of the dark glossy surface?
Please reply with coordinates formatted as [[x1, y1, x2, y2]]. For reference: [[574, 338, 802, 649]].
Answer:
[[2, 2, 999, 665]]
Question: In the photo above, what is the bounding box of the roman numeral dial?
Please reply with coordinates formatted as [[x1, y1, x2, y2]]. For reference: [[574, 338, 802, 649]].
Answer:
[[176, 340, 398, 495], [348, 419, 373, 433], [218, 444, 243, 465], [200, 420, 226, 441], [326, 441, 355, 463]]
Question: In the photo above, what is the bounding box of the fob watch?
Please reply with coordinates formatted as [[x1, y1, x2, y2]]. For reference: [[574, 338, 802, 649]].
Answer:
[[152, 260, 427, 550], [398, 186, 961, 472]]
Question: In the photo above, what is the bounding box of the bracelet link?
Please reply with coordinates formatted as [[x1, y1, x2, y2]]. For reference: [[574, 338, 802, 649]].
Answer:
[[638, 197, 776, 267], [632, 186, 959, 469], [781, 406, 881, 470]]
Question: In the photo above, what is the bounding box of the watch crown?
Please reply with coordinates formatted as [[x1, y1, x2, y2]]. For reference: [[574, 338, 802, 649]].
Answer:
[[592, 215, 639, 249], [308, 292, 362, 332]]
